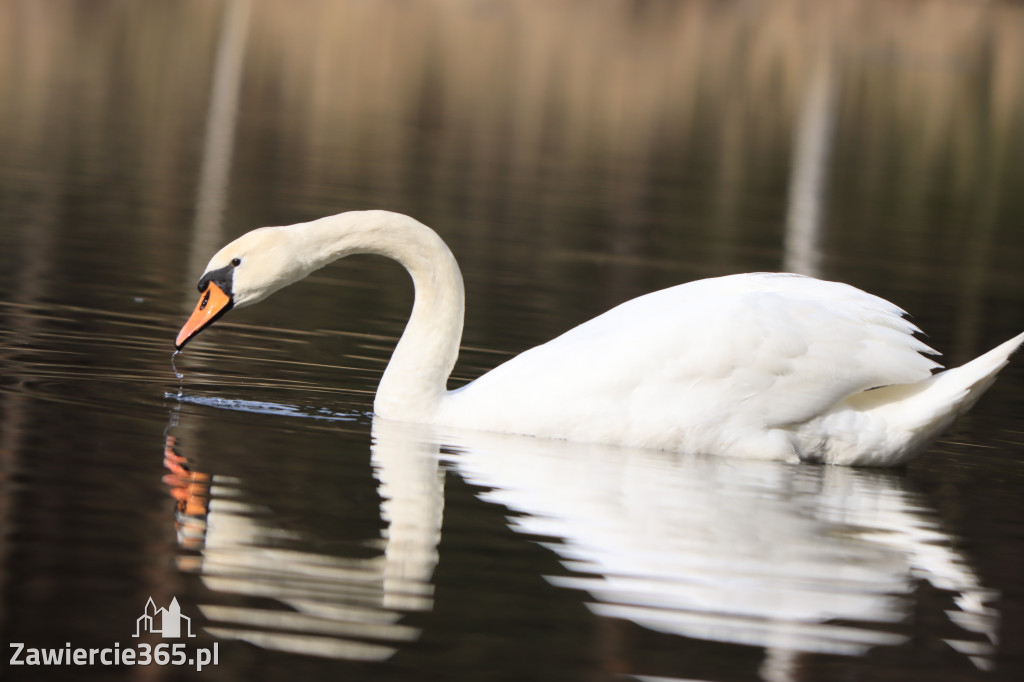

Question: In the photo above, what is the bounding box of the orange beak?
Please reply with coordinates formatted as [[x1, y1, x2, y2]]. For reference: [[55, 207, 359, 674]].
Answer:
[[175, 281, 233, 350]]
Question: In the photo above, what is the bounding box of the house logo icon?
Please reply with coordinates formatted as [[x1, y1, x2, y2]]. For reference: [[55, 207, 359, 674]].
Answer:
[[133, 597, 196, 638]]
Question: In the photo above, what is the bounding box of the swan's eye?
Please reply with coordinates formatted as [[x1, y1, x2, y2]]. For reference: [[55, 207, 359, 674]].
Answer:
[[231, 258, 241, 267]]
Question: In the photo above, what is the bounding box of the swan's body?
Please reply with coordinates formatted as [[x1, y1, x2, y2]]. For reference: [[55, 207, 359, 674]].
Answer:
[[176, 210, 1023, 466]]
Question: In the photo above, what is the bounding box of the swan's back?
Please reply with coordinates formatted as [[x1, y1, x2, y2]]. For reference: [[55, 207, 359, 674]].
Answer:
[[440, 273, 940, 460]]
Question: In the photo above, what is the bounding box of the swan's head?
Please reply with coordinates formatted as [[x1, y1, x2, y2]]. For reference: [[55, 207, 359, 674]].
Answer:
[[175, 225, 313, 350]]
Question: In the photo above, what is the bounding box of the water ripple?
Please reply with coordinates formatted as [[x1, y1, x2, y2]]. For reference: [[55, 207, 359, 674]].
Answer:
[[167, 392, 370, 423]]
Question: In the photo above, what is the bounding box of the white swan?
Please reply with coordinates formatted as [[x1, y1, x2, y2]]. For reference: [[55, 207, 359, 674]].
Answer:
[[175, 210, 1023, 466]]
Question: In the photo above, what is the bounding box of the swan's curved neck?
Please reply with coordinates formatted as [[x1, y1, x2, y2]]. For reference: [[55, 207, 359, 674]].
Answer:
[[297, 211, 464, 421]]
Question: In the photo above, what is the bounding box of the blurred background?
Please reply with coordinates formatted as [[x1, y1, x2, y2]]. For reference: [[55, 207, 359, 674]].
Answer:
[[4, 0, 1023, 340], [2, 1, 1024, 680]]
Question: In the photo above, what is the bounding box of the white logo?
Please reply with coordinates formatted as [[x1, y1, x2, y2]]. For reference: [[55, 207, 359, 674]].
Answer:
[[10, 596, 216, 670], [133, 597, 196, 638]]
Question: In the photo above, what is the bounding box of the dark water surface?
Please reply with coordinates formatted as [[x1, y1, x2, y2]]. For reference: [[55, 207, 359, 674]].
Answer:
[[3, 2, 1024, 680]]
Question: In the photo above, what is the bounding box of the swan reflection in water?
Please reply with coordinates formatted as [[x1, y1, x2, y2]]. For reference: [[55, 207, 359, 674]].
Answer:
[[163, 406, 443, 661], [443, 428, 999, 677], [163, 402, 999, 676]]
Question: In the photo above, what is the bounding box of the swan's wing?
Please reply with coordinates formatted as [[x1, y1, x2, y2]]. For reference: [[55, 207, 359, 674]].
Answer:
[[673, 274, 941, 427], [446, 273, 939, 444]]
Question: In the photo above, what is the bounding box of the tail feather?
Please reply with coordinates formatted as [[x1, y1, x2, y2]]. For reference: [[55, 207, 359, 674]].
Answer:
[[921, 330, 1024, 418], [822, 331, 1024, 465]]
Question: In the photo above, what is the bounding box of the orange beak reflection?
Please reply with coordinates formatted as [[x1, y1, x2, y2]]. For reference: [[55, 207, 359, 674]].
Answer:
[[175, 281, 233, 350]]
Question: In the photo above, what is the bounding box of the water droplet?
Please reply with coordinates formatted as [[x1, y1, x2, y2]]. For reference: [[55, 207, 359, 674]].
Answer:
[[171, 350, 184, 381]]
